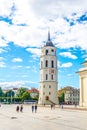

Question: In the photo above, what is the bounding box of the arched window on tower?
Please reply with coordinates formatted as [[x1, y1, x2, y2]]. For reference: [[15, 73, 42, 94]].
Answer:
[[43, 92, 45, 95], [51, 60, 54, 68], [43, 85, 45, 88], [51, 49, 54, 52], [46, 74, 48, 80], [45, 60, 48, 67], [49, 85, 51, 88], [49, 92, 51, 95], [51, 49, 56, 55], [51, 74, 53, 80], [46, 50, 48, 55]]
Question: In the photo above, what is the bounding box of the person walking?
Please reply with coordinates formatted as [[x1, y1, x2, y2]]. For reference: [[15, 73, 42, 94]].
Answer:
[[51, 104, 53, 110], [35, 104, 37, 113], [20, 104, 23, 112], [16, 105, 19, 112], [61, 103, 64, 109], [31, 104, 34, 113]]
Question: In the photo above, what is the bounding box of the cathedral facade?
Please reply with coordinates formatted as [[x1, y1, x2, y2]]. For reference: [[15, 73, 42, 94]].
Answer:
[[38, 31, 58, 105], [77, 61, 87, 107]]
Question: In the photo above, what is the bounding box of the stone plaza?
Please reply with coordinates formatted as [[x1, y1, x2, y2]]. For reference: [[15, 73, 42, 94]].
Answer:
[[0, 104, 87, 130]]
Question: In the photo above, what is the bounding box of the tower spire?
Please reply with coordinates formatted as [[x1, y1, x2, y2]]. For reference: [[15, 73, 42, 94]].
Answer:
[[48, 27, 50, 41], [45, 28, 54, 46]]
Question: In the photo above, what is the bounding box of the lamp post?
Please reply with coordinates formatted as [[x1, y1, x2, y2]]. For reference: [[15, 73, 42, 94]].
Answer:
[[7, 93, 8, 104], [11, 91, 12, 104]]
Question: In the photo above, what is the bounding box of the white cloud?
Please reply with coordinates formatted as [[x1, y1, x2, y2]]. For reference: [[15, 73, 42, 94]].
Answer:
[[58, 60, 73, 68], [85, 58, 87, 61], [57, 60, 61, 68], [0, 81, 25, 89], [0, 57, 4, 61], [0, 37, 8, 47], [11, 65, 23, 69], [0, 61, 6, 68], [60, 62, 73, 68], [0, 48, 5, 53], [25, 66, 30, 69], [12, 58, 23, 62], [32, 65, 38, 73], [0, 57, 6, 68], [59, 52, 77, 59], [0, 0, 87, 89], [27, 0, 87, 19], [67, 73, 73, 76], [54, 22, 87, 50], [0, 80, 38, 89], [26, 48, 41, 58], [0, 0, 87, 53], [0, 0, 13, 16], [22, 75, 28, 78]]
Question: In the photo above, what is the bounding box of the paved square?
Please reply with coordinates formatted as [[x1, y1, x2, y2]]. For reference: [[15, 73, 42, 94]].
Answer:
[[0, 104, 87, 130]]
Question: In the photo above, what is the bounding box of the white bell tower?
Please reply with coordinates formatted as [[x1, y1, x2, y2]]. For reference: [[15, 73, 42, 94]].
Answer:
[[38, 30, 58, 105]]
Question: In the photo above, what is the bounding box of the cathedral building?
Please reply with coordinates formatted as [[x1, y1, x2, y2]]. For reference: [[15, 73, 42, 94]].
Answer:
[[38, 30, 58, 105], [77, 61, 87, 107]]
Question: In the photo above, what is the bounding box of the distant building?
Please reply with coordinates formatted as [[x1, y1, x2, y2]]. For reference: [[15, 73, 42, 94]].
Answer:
[[2, 89, 7, 94], [58, 86, 79, 105], [12, 88, 18, 97], [28, 88, 39, 98]]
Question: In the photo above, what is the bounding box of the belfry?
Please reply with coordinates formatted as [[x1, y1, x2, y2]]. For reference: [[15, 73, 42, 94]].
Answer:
[[38, 30, 58, 105]]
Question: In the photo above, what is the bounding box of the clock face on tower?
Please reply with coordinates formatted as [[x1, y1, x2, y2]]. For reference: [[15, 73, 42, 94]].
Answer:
[[51, 69, 55, 73], [49, 69, 55, 74]]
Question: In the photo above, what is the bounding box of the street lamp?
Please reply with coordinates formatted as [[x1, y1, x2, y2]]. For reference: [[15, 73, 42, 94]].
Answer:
[[7, 93, 8, 104], [11, 91, 12, 104]]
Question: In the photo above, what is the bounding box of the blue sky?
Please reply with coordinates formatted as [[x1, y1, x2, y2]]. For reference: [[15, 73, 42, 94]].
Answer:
[[0, 0, 87, 89]]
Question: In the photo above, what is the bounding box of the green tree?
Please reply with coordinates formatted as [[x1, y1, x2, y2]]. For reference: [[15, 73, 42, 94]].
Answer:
[[0, 87, 4, 102], [32, 94, 39, 101], [0, 87, 4, 97], [5, 90, 14, 97], [17, 87, 27, 97], [61, 93, 65, 103], [4, 90, 14, 103], [22, 91, 31, 101]]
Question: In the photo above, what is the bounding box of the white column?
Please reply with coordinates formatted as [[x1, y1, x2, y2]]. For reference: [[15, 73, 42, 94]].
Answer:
[[79, 77, 83, 106]]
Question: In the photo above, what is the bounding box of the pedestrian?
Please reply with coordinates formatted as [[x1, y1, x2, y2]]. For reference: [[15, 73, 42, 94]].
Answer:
[[16, 105, 19, 112], [61, 104, 63, 109], [44, 103, 45, 107], [75, 103, 77, 108], [31, 104, 34, 113], [61, 102, 64, 109], [20, 104, 23, 112], [35, 104, 37, 113], [51, 104, 53, 110]]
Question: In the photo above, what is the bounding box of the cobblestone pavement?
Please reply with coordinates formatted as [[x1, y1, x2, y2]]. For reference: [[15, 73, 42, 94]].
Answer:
[[0, 104, 87, 130]]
